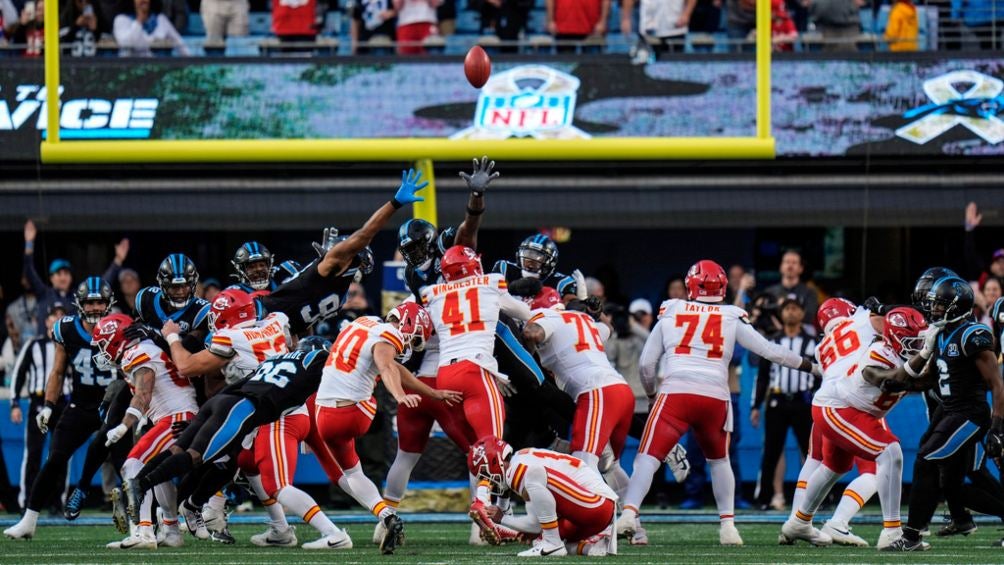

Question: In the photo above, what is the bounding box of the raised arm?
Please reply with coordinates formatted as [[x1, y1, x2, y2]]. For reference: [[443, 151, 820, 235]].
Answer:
[[22, 220, 48, 297], [454, 157, 499, 250], [317, 169, 427, 278], [736, 321, 813, 373]]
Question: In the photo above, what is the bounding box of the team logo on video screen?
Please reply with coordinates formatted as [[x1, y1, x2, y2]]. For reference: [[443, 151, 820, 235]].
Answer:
[[896, 70, 1004, 145], [451, 65, 589, 140], [0, 84, 158, 139]]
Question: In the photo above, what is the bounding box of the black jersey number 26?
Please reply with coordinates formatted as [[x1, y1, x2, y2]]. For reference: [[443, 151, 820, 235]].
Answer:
[[249, 360, 298, 389]]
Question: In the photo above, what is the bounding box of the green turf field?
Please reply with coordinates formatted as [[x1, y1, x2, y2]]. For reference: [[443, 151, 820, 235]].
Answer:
[[3, 520, 1004, 564]]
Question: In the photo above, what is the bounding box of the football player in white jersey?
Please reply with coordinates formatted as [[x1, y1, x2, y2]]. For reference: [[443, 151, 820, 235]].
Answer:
[[469, 437, 618, 557], [782, 306, 927, 549], [618, 260, 817, 547], [420, 245, 531, 451], [520, 287, 634, 495], [783, 298, 885, 546], [314, 302, 460, 554], [91, 314, 198, 550]]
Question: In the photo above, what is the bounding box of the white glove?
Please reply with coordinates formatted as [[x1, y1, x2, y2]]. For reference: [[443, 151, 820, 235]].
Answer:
[[105, 423, 129, 446], [920, 322, 945, 359], [811, 363, 822, 378], [36, 406, 52, 435], [664, 443, 691, 483], [572, 269, 588, 301], [495, 376, 517, 397]]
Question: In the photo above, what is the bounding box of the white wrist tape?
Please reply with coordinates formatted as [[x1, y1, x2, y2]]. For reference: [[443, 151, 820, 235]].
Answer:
[[166, 333, 181, 346], [126, 407, 144, 421], [904, 361, 921, 378]]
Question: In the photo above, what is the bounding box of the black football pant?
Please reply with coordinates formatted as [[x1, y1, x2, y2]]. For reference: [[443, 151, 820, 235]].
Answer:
[[18, 397, 65, 510], [906, 409, 989, 538], [26, 404, 101, 512], [755, 395, 812, 505], [74, 383, 134, 492]]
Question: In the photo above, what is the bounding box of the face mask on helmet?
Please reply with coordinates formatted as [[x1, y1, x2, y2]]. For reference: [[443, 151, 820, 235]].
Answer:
[[518, 248, 548, 278], [74, 277, 115, 325], [923, 277, 974, 324], [157, 254, 199, 309], [243, 260, 273, 290], [400, 240, 434, 270]]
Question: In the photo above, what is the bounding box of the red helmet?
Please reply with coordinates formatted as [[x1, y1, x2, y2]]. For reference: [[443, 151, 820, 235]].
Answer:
[[440, 245, 483, 282], [685, 260, 727, 303], [530, 286, 562, 310], [91, 313, 135, 371], [468, 436, 513, 497], [208, 289, 258, 332], [818, 298, 857, 332], [389, 301, 434, 353], [883, 306, 927, 360]]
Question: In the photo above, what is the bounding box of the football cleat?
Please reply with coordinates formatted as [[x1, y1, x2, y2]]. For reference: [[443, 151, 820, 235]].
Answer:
[[780, 519, 832, 546], [880, 536, 930, 552], [178, 503, 209, 540], [720, 522, 744, 546], [302, 528, 353, 550], [380, 514, 405, 555], [112, 532, 157, 550], [631, 525, 649, 546], [822, 520, 868, 547], [3, 519, 34, 540], [469, 500, 501, 543], [209, 527, 236, 545], [202, 504, 228, 533], [123, 478, 142, 525], [158, 525, 185, 548], [64, 487, 86, 521], [665, 443, 691, 483], [372, 518, 387, 545], [251, 525, 298, 547], [936, 520, 976, 537], [877, 527, 903, 550], [111, 488, 130, 534], [614, 511, 637, 540], [518, 539, 567, 557]]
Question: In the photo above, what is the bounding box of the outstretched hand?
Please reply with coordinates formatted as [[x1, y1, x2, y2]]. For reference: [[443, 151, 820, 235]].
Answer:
[[311, 226, 340, 258], [459, 156, 500, 195], [393, 168, 428, 207]]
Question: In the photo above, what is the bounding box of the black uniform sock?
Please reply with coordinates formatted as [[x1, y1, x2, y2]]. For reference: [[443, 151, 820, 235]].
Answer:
[[139, 452, 195, 493], [136, 450, 174, 484], [190, 462, 236, 507]]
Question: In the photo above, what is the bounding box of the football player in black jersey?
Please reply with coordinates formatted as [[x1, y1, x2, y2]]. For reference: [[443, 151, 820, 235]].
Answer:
[[135, 253, 211, 336], [4, 277, 117, 540], [875, 276, 1004, 551], [230, 241, 278, 293], [492, 233, 576, 300], [259, 168, 425, 336]]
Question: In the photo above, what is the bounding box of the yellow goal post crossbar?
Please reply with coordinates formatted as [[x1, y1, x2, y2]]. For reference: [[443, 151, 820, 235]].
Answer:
[[39, 0, 773, 163]]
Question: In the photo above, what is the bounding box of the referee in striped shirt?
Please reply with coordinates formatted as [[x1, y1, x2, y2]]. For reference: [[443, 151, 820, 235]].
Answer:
[[750, 297, 818, 510], [10, 303, 70, 511]]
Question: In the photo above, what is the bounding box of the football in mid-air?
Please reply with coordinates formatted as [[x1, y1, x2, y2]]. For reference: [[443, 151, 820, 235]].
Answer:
[[464, 45, 491, 88]]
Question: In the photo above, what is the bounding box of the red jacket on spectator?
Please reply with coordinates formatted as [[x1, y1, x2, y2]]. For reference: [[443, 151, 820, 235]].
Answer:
[[272, 0, 316, 37], [551, 0, 603, 36]]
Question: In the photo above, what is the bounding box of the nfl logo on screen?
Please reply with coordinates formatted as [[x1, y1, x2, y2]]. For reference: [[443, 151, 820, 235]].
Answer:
[[451, 65, 589, 140]]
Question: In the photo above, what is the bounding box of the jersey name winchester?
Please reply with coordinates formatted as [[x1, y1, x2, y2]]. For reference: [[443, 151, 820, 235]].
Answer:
[[426, 275, 494, 296]]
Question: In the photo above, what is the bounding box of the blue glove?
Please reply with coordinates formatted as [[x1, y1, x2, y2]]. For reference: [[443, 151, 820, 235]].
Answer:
[[392, 168, 428, 209]]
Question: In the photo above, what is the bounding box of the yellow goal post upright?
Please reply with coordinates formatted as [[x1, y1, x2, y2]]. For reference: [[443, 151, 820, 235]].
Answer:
[[39, 0, 773, 166]]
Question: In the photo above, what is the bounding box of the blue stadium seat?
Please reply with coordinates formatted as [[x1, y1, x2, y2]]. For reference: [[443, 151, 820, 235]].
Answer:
[[248, 12, 272, 36], [187, 13, 205, 36], [456, 10, 481, 34], [323, 11, 342, 36], [527, 9, 547, 35]]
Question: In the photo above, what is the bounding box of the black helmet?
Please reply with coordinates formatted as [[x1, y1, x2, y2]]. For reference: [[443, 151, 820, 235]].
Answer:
[[912, 267, 959, 310], [924, 276, 974, 324], [156, 253, 199, 309], [296, 335, 332, 353], [74, 276, 115, 325], [398, 219, 437, 269], [517, 234, 559, 279], [232, 241, 274, 291], [276, 260, 302, 284], [330, 237, 374, 277]]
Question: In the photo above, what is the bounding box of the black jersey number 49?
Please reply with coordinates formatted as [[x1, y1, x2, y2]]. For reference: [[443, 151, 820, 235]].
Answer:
[[299, 294, 341, 327], [249, 359, 298, 389]]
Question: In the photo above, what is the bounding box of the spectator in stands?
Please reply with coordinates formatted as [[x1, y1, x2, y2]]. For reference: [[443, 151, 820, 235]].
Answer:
[[1, 314, 20, 386], [351, 0, 396, 53], [621, 0, 696, 54], [977, 277, 1002, 326], [883, 0, 918, 50], [629, 298, 653, 332], [272, 0, 315, 43], [343, 281, 370, 312], [59, 0, 103, 56], [113, 0, 190, 55], [771, 0, 798, 50], [586, 276, 606, 300], [436, 0, 455, 35], [765, 249, 818, 326], [964, 202, 1004, 289], [6, 0, 45, 56], [809, 0, 862, 52], [392, 0, 441, 55], [476, 0, 532, 52], [688, 0, 722, 35], [666, 276, 686, 300], [952, 0, 1004, 49], [5, 277, 37, 344], [116, 268, 140, 316], [546, 0, 610, 52], [0, 0, 16, 40], [725, 0, 755, 51], [201, 0, 247, 43]]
